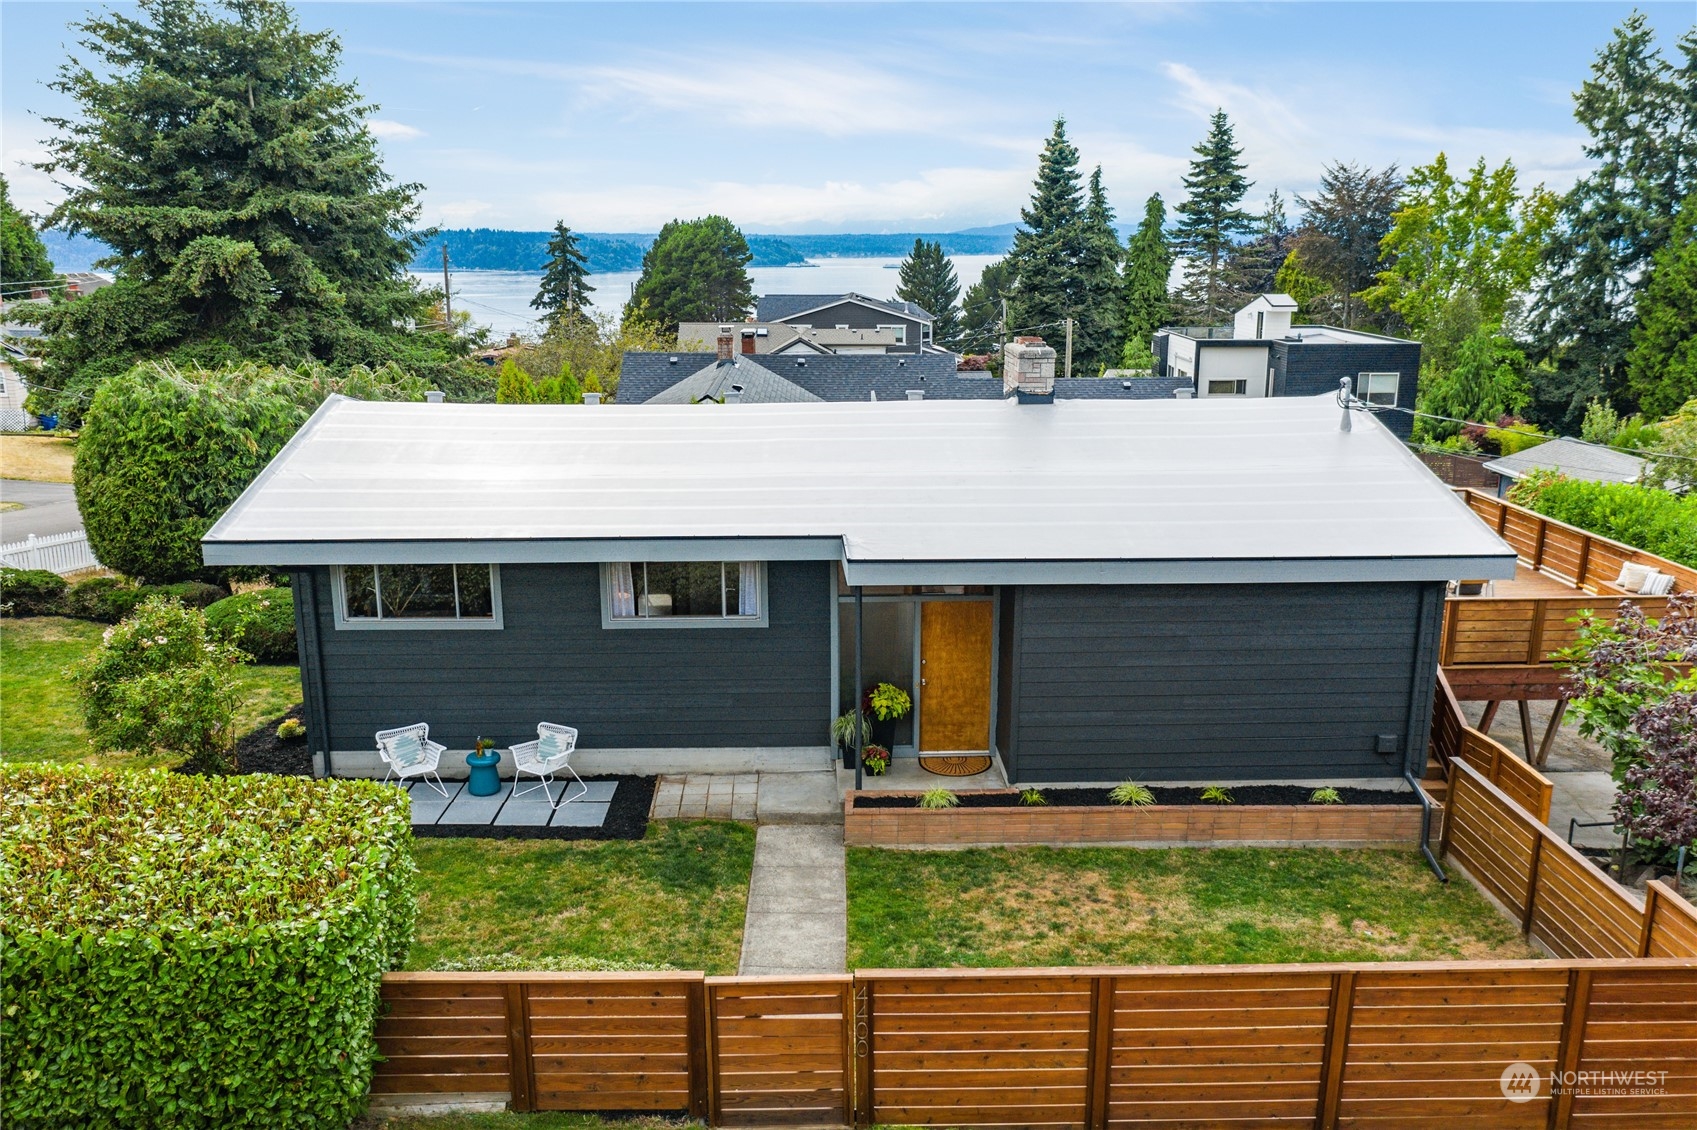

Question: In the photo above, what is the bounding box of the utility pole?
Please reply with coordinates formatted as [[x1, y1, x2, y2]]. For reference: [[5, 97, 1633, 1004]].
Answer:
[[440, 245, 453, 333], [998, 297, 1008, 357], [1064, 317, 1074, 379]]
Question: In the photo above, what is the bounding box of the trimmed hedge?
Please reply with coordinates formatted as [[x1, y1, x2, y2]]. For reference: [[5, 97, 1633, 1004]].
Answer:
[[1514, 476, 1697, 568], [61, 576, 227, 623], [0, 767, 417, 1128], [0, 568, 68, 616], [205, 588, 297, 662]]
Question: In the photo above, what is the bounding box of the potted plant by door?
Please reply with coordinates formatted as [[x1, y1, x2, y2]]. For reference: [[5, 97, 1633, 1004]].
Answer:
[[831, 711, 872, 761], [863, 682, 913, 749], [862, 744, 891, 776]]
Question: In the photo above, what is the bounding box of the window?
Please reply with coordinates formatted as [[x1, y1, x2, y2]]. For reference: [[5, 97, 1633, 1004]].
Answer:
[[1207, 379, 1248, 396], [333, 565, 501, 629], [1357, 372, 1400, 407], [1255, 311, 1265, 338], [604, 562, 766, 628], [877, 323, 908, 345]]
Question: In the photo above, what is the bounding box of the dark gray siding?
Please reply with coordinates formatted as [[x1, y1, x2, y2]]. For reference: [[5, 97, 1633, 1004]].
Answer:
[[1273, 341, 1422, 439], [306, 560, 832, 752], [781, 300, 923, 353], [1000, 581, 1444, 783]]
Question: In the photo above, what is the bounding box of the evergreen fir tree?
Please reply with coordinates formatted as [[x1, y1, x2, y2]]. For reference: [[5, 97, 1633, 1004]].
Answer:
[[531, 221, 595, 332], [0, 175, 56, 292], [960, 256, 1016, 358], [1227, 188, 1293, 300], [496, 359, 538, 404], [1626, 193, 1697, 418], [1119, 194, 1171, 370], [894, 238, 962, 349], [29, 0, 455, 422], [626, 215, 754, 328], [1527, 13, 1696, 431], [1172, 110, 1255, 323], [1006, 118, 1087, 338], [1074, 167, 1124, 373]]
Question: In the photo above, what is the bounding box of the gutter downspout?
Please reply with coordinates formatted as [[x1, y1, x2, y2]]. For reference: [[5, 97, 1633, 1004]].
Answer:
[[853, 586, 864, 792], [1406, 768, 1447, 883]]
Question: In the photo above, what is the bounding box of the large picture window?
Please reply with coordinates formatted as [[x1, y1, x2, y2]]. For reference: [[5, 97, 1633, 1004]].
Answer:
[[333, 565, 502, 630], [604, 562, 765, 628]]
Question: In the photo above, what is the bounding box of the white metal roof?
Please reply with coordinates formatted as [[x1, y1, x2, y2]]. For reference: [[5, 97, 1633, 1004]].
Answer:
[[203, 394, 1517, 585]]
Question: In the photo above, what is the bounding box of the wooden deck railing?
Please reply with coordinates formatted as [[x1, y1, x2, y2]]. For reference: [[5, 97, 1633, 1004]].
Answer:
[[1440, 489, 1691, 672], [1430, 669, 1553, 821]]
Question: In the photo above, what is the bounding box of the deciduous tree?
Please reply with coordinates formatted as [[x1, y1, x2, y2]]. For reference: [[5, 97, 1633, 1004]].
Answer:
[[29, 0, 458, 422], [0, 175, 55, 292], [1292, 163, 1403, 328]]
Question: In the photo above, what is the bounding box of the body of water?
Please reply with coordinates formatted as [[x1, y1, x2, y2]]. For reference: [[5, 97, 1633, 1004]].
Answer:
[[410, 255, 1001, 340]]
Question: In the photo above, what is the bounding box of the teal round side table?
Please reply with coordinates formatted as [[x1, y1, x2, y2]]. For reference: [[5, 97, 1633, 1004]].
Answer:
[[465, 749, 501, 796]]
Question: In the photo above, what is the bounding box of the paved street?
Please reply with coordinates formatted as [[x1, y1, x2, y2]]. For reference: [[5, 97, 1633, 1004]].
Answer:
[[0, 479, 82, 542]]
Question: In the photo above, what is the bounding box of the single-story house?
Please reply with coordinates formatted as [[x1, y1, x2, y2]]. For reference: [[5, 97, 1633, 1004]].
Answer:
[[203, 356, 1514, 785], [1482, 436, 1646, 498]]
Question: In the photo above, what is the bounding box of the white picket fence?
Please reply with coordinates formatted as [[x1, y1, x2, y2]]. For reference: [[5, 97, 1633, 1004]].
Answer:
[[0, 529, 102, 574]]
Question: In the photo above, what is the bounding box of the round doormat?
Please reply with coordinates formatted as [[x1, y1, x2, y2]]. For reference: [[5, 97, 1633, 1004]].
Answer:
[[919, 755, 993, 777]]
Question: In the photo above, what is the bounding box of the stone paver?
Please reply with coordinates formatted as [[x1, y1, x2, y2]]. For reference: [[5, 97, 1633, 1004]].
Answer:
[[408, 779, 612, 830], [1547, 771, 1624, 850], [649, 771, 840, 824], [739, 824, 847, 976]]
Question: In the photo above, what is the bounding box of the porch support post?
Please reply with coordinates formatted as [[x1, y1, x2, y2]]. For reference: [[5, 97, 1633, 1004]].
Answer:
[[854, 585, 865, 791]]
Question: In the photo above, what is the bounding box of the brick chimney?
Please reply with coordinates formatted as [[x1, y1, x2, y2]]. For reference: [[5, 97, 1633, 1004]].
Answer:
[[1003, 337, 1057, 403], [716, 325, 734, 362], [740, 328, 757, 355]]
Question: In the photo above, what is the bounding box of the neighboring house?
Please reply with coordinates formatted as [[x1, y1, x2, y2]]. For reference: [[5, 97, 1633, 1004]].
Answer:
[[624, 330, 1194, 404], [681, 292, 944, 357], [1153, 294, 1422, 438], [0, 340, 35, 431], [202, 348, 1514, 786], [1481, 437, 1646, 498]]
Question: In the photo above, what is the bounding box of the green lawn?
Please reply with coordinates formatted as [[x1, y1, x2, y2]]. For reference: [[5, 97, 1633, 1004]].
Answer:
[[848, 845, 1537, 967], [0, 616, 301, 766], [409, 821, 757, 975]]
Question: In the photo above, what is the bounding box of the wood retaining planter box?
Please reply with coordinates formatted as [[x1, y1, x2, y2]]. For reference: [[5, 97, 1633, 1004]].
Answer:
[[844, 790, 1436, 848]]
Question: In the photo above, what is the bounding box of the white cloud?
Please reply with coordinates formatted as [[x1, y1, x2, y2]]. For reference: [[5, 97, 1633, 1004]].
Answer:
[[2, 116, 66, 215], [367, 119, 425, 141], [430, 198, 492, 224]]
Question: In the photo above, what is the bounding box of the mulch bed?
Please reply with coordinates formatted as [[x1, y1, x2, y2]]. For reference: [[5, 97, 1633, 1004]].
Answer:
[[234, 703, 313, 776], [854, 785, 1420, 809], [412, 775, 657, 842]]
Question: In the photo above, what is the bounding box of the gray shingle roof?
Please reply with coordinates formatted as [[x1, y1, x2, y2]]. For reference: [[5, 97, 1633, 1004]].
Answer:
[[620, 352, 1195, 404], [644, 357, 822, 404], [756, 292, 933, 323], [1482, 436, 1646, 484]]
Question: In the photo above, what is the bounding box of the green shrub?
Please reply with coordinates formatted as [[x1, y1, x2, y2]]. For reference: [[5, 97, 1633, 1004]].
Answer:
[[1109, 781, 1156, 807], [0, 568, 67, 616], [0, 765, 415, 1129], [1019, 787, 1048, 806], [73, 597, 249, 771], [1513, 476, 1697, 568], [1200, 786, 1236, 804], [151, 580, 228, 609], [919, 787, 959, 810], [276, 717, 307, 741], [63, 575, 146, 622], [205, 588, 297, 662]]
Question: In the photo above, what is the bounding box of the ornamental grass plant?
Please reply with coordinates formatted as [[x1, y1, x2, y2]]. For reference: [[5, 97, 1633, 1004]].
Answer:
[[0, 766, 416, 1128]]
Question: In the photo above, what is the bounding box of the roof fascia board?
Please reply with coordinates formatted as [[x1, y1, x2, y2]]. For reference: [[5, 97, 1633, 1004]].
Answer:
[[203, 536, 848, 566], [840, 555, 1517, 586]]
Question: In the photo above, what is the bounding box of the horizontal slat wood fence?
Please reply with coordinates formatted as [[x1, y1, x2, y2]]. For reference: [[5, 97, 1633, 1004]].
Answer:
[[1430, 668, 1554, 822], [375, 959, 1697, 1127], [1440, 489, 1690, 669]]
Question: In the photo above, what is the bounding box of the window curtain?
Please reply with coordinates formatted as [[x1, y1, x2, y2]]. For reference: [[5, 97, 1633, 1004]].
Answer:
[[611, 563, 637, 618], [738, 562, 759, 616]]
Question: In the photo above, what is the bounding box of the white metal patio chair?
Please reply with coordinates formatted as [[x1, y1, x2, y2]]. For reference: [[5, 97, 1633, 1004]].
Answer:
[[375, 722, 449, 796], [510, 722, 586, 809]]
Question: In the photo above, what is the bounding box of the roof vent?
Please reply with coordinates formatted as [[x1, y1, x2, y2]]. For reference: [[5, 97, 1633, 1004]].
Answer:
[[795, 358, 806, 366], [584, 392, 601, 405], [1173, 388, 1193, 399], [1122, 381, 1131, 389], [906, 390, 924, 401], [425, 390, 445, 404], [726, 384, 744, 404], [668, 356, 678, 365]]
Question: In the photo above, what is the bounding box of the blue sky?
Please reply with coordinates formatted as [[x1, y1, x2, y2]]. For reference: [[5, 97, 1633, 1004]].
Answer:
[[3, 2, 1692, 233]]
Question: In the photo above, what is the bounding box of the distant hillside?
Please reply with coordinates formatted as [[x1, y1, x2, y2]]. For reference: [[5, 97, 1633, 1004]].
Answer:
[[37, 230, 110, 273], [413, 229, 810, 272]]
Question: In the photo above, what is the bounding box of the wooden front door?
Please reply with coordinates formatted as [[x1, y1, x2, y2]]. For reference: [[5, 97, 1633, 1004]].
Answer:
[[918, 600, 994, 753]]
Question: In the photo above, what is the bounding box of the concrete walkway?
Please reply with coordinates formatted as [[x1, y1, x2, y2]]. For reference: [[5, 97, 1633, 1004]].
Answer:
[[738, 824, 847, 976], [650, 770, 841, 824], [1474, 698, 1621, 850]]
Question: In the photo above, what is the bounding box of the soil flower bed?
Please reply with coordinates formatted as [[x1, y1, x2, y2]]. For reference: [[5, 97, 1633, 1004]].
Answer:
[[854, 784, 1419, 808]]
